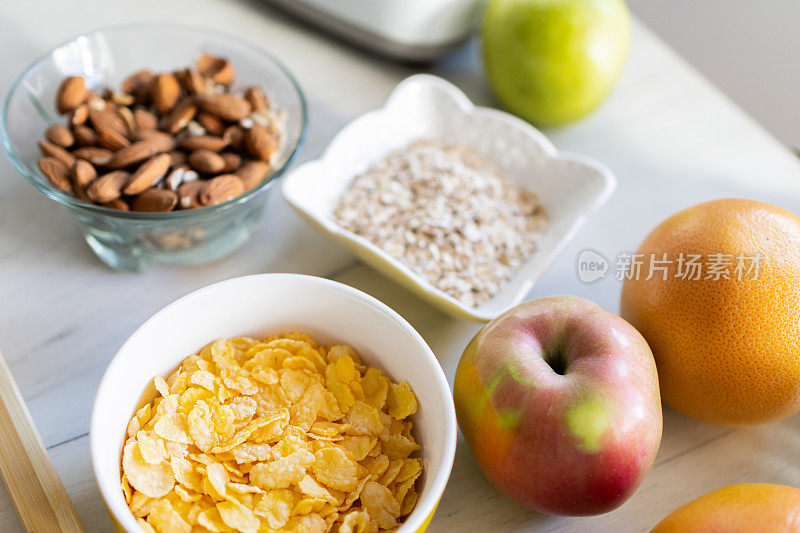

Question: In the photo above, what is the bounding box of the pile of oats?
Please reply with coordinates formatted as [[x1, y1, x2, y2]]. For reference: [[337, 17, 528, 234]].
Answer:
[[332, 140, 547, 307]]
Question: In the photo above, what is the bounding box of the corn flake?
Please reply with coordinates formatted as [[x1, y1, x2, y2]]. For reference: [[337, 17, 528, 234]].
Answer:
[[218, 500, 260, 533], [387, 381, 418, 420], [345, 401, 384, 436], [338, 436, 377, 462], [255, 489, 294, 528], [146, 500, 190, 533], [136, 431, 167, 465], [339, 509, 370, 533], [312, 447, 361, 492], [361, 481, 401, 529], [153, 413, 190, 445], [122, 441, 174, 498], [250, 450, 314, 490], [121, 333, 422, 532]]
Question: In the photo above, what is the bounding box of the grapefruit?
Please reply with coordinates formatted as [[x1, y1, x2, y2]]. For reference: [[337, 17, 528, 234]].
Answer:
[[620, 199, 800, 425], [652, 483, 800, 532]]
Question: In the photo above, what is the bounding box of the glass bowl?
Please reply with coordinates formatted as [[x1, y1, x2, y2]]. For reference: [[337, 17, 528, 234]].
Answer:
[[1, 23, 306, 271]]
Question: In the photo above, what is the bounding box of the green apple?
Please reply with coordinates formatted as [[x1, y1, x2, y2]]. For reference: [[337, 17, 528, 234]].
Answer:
[[482, 0, 631, 127]]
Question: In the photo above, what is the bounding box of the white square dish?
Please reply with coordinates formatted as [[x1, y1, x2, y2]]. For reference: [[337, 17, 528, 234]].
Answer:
[[282, 74, 616, 321]]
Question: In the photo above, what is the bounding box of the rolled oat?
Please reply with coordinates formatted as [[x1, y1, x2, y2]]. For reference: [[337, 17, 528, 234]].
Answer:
[[333, 140, 547, 307]]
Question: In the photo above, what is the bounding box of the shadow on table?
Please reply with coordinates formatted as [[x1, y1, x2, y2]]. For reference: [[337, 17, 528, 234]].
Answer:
[[433, 435, 553, 532]]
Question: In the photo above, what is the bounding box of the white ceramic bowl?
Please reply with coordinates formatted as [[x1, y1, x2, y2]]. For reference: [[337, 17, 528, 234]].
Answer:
[[283, 74, 616, 321], [90, 274, 456, 532]]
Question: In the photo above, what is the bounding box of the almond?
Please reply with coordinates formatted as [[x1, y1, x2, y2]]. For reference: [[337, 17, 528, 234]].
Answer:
[[45, 124, 74, 147], [175, 68, 209, 96], [73, 146, 113, 166], [196, 111, 225, 136], [235, 160, 271, 190], [72, 182, 93, 203], [38, 157, 71, 190], [223, 125, 245, 150], [72, 125, 97, 146], [130, 130, 176, 152], [102, 199, 130, 211], [124, 153, 171, 195], [220, 152, 241, 173], [177, 180, 205, 209], [107, 142, 158, 168], [132, 188, 177, 212], [37, 59, 287, 216], [86, 92, 105, 111], [134, 109, 158, 131], [87, 170, 129, 203], [173, 68, 189, 91], [245, 125, 277, 161], [165, 97, 197, 134], [152, 73, 181, 114], [38, 140, 76, 168], [88, 108, 128, 136], [110, 92, 134, 107], [200, 174, 245, 206], [245, 86, 268, 111], [71, 159, 97, 188], [196, 54, 235, 85], [96, 126, 130, 151], [188, 149, 226, 173], [70, 104, 89, 126], [116, 106, 136, 133], [122, 70, 153, 97], [168, 150, 187, 168], [197, 94, 251, 121], [184, 68, 208, 95], [56, 76, 87, 114], [178, 135, 229, 152]]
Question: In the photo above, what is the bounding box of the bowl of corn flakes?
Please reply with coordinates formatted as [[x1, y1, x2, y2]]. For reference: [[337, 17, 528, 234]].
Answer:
[[90, 273, 456, 532]]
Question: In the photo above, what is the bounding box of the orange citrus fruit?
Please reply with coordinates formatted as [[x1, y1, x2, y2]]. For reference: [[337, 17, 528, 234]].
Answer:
[[620, 199, 800, 425], [652, 483, 800, 532]]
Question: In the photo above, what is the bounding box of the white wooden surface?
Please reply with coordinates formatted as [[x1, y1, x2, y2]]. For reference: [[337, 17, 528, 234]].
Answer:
[[1, 1, 800, 531], [629, 0, 800, 148]]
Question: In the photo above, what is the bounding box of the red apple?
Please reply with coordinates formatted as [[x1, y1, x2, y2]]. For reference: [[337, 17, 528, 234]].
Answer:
[[453, 296, 662, 515]]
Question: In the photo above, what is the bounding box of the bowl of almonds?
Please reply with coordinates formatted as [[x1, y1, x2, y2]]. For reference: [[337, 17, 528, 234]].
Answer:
[[1, 23, 306, 271]]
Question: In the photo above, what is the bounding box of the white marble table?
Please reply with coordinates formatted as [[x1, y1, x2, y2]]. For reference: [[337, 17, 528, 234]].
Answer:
[[2, 1, 800, 531]]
